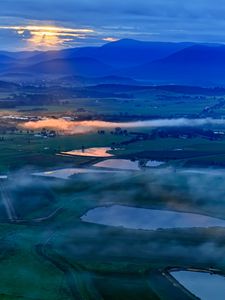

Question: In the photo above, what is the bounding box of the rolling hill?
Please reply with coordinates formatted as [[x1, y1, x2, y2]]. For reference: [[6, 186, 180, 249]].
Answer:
[[16, 39, 195, 67], [13, 57, 115, 77], [1, 40, 225, 86], [121, 44, 225, 85]]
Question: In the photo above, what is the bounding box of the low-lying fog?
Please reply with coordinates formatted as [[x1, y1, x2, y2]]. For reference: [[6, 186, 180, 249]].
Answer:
[[21, 117, 225, 135]]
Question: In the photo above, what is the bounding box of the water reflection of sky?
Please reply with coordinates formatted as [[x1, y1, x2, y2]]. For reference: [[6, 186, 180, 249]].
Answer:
[[82, 205, 225, 230], [94, 159, 140, 170], [33, 168, 120, 179], [61, 147, 114, 157], [172, 271, 225, 300]]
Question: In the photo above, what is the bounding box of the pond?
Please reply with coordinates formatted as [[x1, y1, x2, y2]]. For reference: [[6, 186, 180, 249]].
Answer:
[[60, 147, 114, 157], [94, 159, 140, 170], [171, 271, 225, 300], [33, 168, 120, 179], [81, 205, 225, 230]]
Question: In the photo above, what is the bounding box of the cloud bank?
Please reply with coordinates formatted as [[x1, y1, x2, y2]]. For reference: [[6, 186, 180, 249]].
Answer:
[[2, 0, 225, 50], [20, 117, 225, 135]]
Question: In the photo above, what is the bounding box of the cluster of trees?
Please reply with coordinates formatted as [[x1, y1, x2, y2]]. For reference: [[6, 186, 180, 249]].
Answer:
[[110, 127, 128, 136]]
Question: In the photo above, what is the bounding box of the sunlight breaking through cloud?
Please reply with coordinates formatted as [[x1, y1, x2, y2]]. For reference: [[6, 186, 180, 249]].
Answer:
[[102, 37, 119, 42], [0, 25, 95, 49]]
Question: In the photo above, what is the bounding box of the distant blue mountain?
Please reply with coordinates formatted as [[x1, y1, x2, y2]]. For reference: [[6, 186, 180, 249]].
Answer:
[[24, 57, 115, 77], [2, 40, 225, 86], [159, 44, 225, 65], [0, 50, 42, 60], [71, 39, 195, 67], [0, 54, 16, 63], [19, 39, 195, 67], [55, 75, 138, 86], [121, 44, 225, 85]]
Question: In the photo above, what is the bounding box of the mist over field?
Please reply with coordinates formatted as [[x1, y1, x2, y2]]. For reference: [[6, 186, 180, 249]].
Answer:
[[5, 167, 225, 269], [20, 117, 225, 135], [1, 0, 225, 299]]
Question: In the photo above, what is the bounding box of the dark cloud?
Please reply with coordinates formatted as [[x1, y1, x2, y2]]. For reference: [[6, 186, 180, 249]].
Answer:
[[1, 0, 225, 50]]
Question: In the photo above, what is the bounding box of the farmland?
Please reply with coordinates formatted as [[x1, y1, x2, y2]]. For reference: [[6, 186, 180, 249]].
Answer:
[[0, 82, 225, 299], [0, 170, 225, 299]]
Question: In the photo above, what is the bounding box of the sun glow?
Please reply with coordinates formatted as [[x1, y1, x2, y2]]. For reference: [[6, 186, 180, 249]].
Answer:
[[0, 25, 95, 49], [102, 37, 119, 42]]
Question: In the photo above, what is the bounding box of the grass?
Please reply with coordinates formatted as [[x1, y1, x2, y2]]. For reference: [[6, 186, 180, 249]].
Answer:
[[0, 132, 127, 172], [0, 170, 224, 299], [2, 132, 225, 172], [0, 226, 72, 300], [1, 88, 225, 172], [10, 92, 220, 117], [1, 87, 225, 299]]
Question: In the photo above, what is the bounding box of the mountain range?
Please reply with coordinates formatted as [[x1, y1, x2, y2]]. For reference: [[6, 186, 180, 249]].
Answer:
[[1, 39, 225, 86]]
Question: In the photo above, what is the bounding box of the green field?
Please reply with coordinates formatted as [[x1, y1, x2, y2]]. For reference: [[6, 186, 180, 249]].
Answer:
[[0, 86, 225, 173], [1, 129, 225, 172], [0, 171, 224, 299], [0, 87, 225, 299]]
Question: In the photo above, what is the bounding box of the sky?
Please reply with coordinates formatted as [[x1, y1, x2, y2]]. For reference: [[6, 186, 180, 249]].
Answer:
[[1, 0, 225, 51]]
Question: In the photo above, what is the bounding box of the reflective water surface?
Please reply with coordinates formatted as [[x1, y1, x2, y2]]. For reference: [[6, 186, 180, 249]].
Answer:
[[82, 205, 225, 230], [172, 271, 225, 300]]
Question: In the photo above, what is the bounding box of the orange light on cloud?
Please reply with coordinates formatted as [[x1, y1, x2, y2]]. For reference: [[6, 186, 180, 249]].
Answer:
[[21, 117, 225, 136], [0, 25, 95, 49], [20, 118, 129, 135], [0, 25, 94, 34], [20, 118, 158, 135], [20, 118, 96, 135], [102, 37, 119, 42]]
